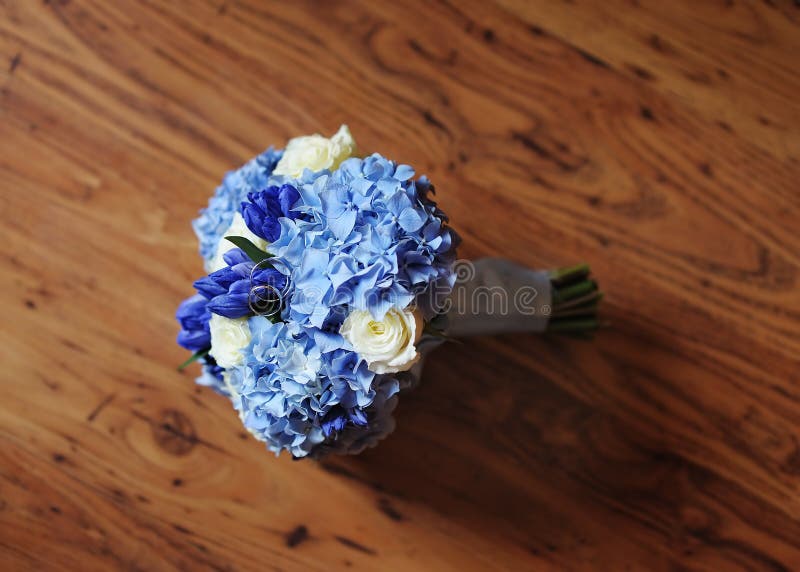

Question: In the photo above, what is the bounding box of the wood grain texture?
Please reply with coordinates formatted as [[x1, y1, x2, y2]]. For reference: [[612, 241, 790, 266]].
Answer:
[[1, 1, 798, 570]]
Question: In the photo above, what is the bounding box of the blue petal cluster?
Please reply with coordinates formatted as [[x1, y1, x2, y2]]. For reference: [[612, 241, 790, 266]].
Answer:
[[227, 319, 399, 458], [193, 147, 282, 266], [176, 295, 230, 397], [194, 249, 286, 319], [175, 294, 211, 351], [242, 184, 303, 242]]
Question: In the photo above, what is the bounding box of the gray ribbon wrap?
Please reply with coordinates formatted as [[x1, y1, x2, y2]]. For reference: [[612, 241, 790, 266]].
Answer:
[[445, 257, 552, 337], [402, 258, 552, 391]]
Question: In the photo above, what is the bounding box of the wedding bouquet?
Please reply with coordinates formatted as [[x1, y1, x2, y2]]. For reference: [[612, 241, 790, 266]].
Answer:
[[176, 126, 601, 458]]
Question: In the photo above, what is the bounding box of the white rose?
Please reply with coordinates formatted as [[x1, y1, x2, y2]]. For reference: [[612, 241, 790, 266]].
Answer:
[[208, 314, 251, 369], [340, 307, 423, 374], [208, 212, 268, 272], [273, 124, 356, 178]]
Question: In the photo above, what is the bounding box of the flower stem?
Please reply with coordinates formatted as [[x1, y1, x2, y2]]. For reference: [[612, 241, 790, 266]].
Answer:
[[548, 264, 603, 336]]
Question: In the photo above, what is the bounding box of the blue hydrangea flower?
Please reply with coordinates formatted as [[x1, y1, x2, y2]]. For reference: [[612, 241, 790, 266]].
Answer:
[[225, 319, 401, 458], [193, 147, 282, 266], [308, 377, 401, 458], [269, 154, 459, 327]]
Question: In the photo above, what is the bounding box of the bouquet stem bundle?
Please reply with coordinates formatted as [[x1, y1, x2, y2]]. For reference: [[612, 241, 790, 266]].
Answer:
[[547, 263, 603, 337]]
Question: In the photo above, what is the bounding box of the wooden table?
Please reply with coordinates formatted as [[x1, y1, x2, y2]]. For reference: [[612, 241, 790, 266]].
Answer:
[[2, 1, 799, 570]]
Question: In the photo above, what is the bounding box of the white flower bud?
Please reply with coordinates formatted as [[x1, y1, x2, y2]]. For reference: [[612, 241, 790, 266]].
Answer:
[[273, 124, 356, 178], [208, 314, 251, 369]]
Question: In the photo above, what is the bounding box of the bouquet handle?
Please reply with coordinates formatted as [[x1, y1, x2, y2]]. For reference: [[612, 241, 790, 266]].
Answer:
[[445, 258, 553, 337]]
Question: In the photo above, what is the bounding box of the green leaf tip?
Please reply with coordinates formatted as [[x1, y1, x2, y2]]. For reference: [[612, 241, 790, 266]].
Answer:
[[224, 235, 271, 264], [177, 348, 209, 371]]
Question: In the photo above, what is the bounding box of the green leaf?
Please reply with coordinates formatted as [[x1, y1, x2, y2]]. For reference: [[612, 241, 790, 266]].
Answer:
[[224, 235, 271, 265], [177, 348, 209, 371]]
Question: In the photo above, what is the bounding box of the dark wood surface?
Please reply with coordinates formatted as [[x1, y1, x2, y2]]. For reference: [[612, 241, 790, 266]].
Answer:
[[1, 1, 799, 570]]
